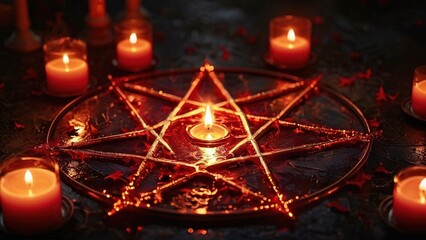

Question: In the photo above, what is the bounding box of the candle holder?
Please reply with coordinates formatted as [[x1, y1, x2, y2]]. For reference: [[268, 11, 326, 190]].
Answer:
[[264, 15, 314, 70], [113, 19, 155, 72], [379, 166, 426, 234], [186, 123, 231, 147], [43, 37, 90, 97], [401, 65, 426, 122], [0, 156, 73, 235]]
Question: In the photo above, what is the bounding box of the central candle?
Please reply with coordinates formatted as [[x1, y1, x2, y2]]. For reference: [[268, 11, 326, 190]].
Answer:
[[116, 33, 153, 70], [0, 167, 62, 234], [187, 104, 230, 146]]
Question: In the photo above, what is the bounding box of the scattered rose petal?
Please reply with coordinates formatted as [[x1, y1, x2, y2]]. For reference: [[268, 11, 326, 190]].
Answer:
[[332, 32, 343, 43], [105, 170, 124, 181], [375, 86, 387, 102], [339, 75, 356, 87], [368, 117, 381, 128], [312, 36, 320, 46], [346, 171, 373, 189], [387, 92, 399, 103], [246, 35, 257, 45], [22, 68, 37, 80], [350, 51, 363, 61], [220, 46, 230, 61], [312, 16, 325, 25], [184, 46, 197, 55], [14, 121, 25, 129], [154, 31, 165, 41], [0, 82, 4, 89], [326, 200, 350, 213], [413, 19, 424, 28], [357, 68, 372, 79], [376, 0, 389, 7], [292, 128, 304, 134], [89, 124, 98, 135], [234, 26, 247, 37], [374, 162, 391, 174], [31, 90, 43, 96], [260, 143, 274, 152]]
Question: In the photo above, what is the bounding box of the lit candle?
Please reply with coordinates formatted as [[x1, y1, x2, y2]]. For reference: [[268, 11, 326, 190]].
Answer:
[[393, 167, 426, 232], [0, 168, 62, 233], [45, 54, 89, 96], [269, 28, 310, 68], [187, 104, 230, 145], [116, 32, 153, 70], [412, 80, 426, 119]]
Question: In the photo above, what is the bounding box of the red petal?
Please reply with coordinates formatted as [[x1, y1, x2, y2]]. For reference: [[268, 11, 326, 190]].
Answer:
[[357, 68, 372, 79], [184, 46, 197, 55], [234, 26, 247, 37], [31, 90, 43, 96], [374, 162, 391, 174], [154, 31, 165, 41], [375, 86, 388, 102], [246, 35, 257, 45], [14, 122, 25, 129], [387, 92, 399, 103], [22, 68, 37, 80], [104, 170, 124, 181], [312, 16, 325, 25], [350, 51, 363, 61], [326, 200, 350, 213], [368, 117, 381, 128], [0, 83, 4, 90], [339, 75, 356, 87], [332, 32, 343, 43], [346, 171, 373, 189], [220, 46, 230, 61]]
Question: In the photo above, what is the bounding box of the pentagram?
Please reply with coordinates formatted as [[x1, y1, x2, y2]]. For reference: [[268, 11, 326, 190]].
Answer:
[[47, 63, 374, 221]]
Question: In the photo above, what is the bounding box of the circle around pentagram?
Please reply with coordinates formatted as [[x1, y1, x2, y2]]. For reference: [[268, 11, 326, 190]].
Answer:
[[47, 67, 372, 222]]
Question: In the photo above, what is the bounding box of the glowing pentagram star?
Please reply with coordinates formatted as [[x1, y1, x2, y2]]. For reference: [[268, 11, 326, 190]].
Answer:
[[56, 63, 374, 220]]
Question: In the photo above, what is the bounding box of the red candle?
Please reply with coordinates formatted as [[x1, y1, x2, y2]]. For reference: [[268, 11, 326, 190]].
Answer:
[[116, 33, 152, 70], [412, 80, 426, 118], [269, 28, 310, 68], [88, 0, 106, 19], [0, 168, 62, 234], [393, 175, 426, 232], [45, 54, 89, 96]]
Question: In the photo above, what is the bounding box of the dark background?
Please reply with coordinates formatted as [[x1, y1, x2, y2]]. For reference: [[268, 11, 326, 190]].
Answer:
[[0, 0, 425, 239]]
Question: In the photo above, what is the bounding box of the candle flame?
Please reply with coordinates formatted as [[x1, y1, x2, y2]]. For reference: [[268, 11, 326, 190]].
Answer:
[[420, 178, 426, 204], [25, 169, 33, 188], [130, 33, 137, 44], [63, 54, 69, 65], [287, 28, 296, 42], [204, 104, 214, 129]]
